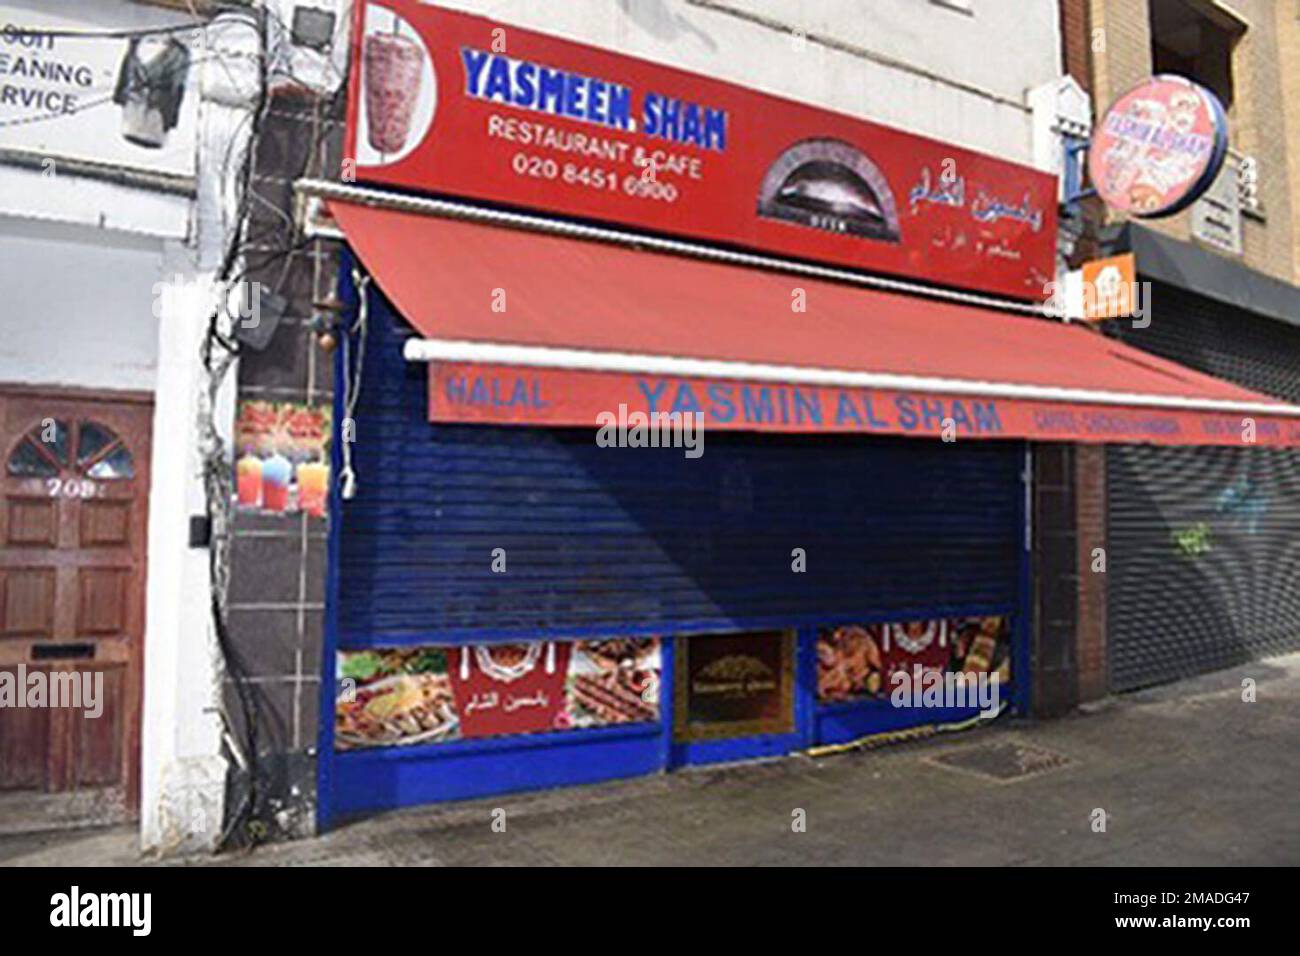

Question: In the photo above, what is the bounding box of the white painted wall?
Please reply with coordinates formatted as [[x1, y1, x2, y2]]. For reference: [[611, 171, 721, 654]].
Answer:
[[431, 0, 1062, 166], [139, 254, 230, 857], [0, 214, 164, 391], [0, 166, 192, 238], [141, 10, 263, 857], [732, 0, 1060, 106], [0, 2, 263, 855]]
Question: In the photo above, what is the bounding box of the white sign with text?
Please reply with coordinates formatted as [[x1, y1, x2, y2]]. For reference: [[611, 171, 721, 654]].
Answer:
[[0, 0, 198, 176]]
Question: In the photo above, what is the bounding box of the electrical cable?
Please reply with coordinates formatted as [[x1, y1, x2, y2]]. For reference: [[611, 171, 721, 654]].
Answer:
[[3, 23, 204, 40], [803, 700, 1009, 758], [0, 15, 262, 40], [205, 7, 354, 851], [195, 5, 274, 852], [339, 268, 371, 501], [175, 0, 350, 851]]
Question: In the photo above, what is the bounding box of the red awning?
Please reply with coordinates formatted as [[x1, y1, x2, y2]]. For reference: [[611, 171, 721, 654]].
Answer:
[[330, 198, 1300, 447]]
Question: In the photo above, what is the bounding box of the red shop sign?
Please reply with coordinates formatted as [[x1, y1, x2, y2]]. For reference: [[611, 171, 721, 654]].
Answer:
[[448, 642, 572, 739], [345, 0, 1057, 300], [427, 363, 1300, 449], [1088, 74, 1228, 218]]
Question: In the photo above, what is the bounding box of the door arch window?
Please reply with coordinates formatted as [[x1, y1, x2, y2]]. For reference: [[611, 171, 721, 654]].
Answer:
[[6, 419, 135, 481]]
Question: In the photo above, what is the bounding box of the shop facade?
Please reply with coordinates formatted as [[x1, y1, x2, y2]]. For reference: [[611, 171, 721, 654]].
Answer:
[[322, 269, 1032, 817], [302, 0, 1300, 825], [1058, 0, 1300, 697], [0, 0, 212, 837], [12, 0, 1300, 850]]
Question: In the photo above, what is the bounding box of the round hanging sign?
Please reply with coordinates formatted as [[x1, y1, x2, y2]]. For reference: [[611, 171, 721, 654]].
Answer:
[[1087, 74, 1228, 218]]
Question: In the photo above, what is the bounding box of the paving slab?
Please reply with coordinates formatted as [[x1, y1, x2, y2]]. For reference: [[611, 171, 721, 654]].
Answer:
[[3, 654, 1298, 867]]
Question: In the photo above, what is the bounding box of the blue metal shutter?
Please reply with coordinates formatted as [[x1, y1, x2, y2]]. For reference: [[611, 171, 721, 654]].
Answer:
[[338, 292, 1023, 645]]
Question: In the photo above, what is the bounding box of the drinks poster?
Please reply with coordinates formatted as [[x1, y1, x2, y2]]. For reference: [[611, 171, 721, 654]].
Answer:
[[335, 638, 662, 750], [234, 400, 331, 518]]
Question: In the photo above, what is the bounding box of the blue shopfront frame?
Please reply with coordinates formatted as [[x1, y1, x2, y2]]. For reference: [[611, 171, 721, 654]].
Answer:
[[319, 619, 1028, 827], [316, 257, 1034, 832]]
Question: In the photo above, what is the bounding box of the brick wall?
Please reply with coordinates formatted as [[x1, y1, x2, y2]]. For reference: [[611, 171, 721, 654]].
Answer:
[[1033, 440, 1108, 712], [1060, 0, 1106, 269], [1277, 0, 1300, 281], [1032, 444, 1079, 717], [1231, 2, 1295, 283], [1059, 0, 1092, 91], [1074, 444, 1107, 701]]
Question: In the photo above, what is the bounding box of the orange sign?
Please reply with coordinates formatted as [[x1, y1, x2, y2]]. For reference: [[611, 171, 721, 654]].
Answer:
[[1080, 253, 1137, 320]]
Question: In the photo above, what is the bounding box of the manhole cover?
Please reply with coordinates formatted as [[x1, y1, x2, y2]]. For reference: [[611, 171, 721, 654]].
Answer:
[[928, 741, 1072, 781]]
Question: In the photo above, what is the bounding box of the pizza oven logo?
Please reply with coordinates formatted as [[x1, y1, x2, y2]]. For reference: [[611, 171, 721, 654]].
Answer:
[[757, 138, 901, 242]]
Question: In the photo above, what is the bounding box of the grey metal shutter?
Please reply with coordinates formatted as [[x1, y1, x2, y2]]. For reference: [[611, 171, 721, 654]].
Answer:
[[1108, 444, 1300, 691], [1108, 281, 1300, 403], [1105, 282, 1300, 690]]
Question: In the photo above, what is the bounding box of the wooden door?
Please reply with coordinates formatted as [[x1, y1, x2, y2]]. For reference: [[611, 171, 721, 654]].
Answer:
[[0, 388, 152, 830]]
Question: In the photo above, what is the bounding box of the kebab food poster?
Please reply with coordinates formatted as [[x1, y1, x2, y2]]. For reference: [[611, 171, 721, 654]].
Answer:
[[335, 639, 662, 750], [816, 616, 1012, 705]]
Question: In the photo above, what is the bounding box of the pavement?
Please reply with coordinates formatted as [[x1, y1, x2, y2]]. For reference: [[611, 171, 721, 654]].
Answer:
[[4, 654, 1299, 866]]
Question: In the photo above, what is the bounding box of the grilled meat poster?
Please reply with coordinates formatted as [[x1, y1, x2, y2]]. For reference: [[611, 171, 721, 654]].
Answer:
[[335, 638, 661, 750], [816, 616, 1012, 704]]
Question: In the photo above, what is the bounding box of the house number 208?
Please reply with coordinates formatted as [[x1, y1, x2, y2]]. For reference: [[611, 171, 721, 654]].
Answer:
[[46, 478, 100, 499]]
